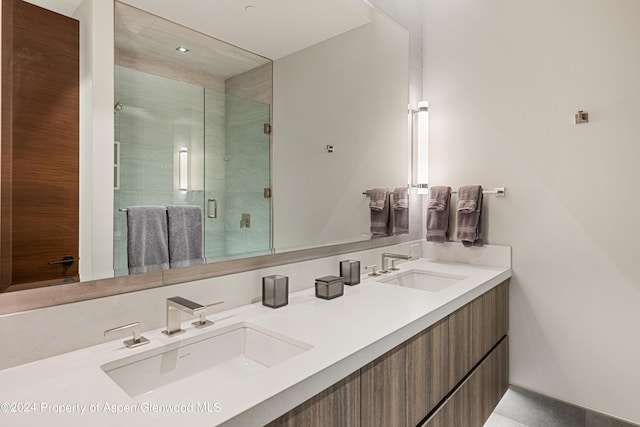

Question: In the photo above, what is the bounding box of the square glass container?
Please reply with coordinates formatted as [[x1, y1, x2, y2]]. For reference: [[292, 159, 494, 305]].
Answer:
[[340, 260, 360, 285], [315, 275, 344, 300], [262, 275, 289, 308]]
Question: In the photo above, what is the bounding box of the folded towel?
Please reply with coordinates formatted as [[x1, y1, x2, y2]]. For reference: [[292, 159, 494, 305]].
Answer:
[[393, 187, 409, 234], [369, 188, 389, 237], [393, 187, 409, 210], [426, 186, 452, 243], [369, 188, 388, 211], [456, 185, 484, 247], [167, 205, 204, 268], [126, 206, 170, 274]]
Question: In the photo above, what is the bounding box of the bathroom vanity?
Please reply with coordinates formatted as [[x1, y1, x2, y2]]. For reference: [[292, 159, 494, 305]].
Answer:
[[0, 257, 510, 427], [268, 275, 509, 427]]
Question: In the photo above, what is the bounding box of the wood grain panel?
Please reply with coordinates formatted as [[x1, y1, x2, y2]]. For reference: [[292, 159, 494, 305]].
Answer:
[[405, 317, 449, 426], [469, 336, 509, 426], [448, 296, 473, 389], [360, 344, 407, 427], [449, 280, 509, 389], [1, 0, 79, 290], [265, 371, 360, 427], [424, 336, 509, 427]]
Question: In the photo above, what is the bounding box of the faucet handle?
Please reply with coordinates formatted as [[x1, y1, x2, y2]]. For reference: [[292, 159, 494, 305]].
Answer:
[[104, 322, 150, 348], [191, 301, 225, 329], [365, 264, 380, 277]]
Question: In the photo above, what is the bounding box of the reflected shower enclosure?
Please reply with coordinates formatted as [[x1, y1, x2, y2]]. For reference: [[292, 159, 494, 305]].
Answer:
[[113, 65, 272, 275]]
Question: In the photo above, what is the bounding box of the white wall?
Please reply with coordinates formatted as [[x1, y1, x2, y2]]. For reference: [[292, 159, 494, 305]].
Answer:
[[424, 0, 640, 423], [75, 0, 114, 281], [273, 9, 409, 251]]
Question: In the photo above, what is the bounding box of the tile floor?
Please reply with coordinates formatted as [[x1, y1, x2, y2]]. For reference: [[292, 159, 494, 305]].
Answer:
[[484, 386, 639, 427]]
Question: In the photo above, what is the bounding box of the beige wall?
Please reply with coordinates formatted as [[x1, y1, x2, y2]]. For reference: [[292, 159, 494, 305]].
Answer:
[[424, 0, 640, 423]]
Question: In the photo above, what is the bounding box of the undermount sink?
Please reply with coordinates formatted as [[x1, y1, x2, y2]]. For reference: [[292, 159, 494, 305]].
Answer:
[[380, 269, 466, 292], [101, 322, 312, 398]]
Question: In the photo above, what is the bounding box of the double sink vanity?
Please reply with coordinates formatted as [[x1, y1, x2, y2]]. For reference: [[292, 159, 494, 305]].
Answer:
[[0, 248, 511, 426]]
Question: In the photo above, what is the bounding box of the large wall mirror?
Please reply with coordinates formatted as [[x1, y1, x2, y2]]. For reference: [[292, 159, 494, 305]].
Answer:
[[1, 0, 416, 313]]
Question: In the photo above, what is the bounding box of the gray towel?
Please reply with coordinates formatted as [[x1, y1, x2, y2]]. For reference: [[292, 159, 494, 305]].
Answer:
[[127, 206, 170, 274], [426, 186, 451, 243], [393, 187, 409, 234], [456, 185, 484, 247], [369, 188, 389, 237], [167, 205, 204, 268]]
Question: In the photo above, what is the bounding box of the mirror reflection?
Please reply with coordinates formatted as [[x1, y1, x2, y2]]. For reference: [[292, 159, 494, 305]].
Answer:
[[113, 2, 273, 276], [2, 0, 410, 300]]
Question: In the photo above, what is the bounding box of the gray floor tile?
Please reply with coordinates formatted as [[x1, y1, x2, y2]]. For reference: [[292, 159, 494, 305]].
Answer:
[[485, 413, 529, 427], [493, 386, 586, 427]]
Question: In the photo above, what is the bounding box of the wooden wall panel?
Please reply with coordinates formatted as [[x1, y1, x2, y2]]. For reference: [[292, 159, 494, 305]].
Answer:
[[1, 0, 79, 291]]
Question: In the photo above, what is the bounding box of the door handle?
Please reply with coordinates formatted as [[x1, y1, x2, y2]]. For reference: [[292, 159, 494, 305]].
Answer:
[[48, 256, 74, 266], [207, 198, 218, 219]]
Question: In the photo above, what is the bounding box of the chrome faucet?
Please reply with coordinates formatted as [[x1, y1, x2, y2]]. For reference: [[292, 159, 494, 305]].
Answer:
[[380, 253, 412, 273], [162, 296, 223, 336]]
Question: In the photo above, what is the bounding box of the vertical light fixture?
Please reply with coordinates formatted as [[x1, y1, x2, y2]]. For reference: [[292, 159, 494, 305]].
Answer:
[[411, 101, 429, 194], [179, 147, 188, 191]]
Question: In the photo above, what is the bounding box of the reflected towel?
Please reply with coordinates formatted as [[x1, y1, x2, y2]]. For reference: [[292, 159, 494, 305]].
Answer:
[[167, 205, 204, 268], [393, 187, 409, 234], [426, 186, 452, 243], [369, 188, 389, 237], [456, 185, 484, 247], [126, 206, 170, 274]]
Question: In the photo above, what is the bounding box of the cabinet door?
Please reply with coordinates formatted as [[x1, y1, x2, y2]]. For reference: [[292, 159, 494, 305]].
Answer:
[[449, 280, 509, 389], [265, 371, 360, 427], [405, 318, 449, 426], [423, 336, 509, 427], [360, 344, 407, 427], [1, 0, 80, 291]]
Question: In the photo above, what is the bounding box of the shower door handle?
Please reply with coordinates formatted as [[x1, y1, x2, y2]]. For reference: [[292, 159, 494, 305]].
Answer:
[[207, 198, 218, 219]]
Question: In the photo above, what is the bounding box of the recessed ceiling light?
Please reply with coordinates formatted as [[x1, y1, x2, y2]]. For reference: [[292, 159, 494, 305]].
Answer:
[[176, 46, 190, 53]]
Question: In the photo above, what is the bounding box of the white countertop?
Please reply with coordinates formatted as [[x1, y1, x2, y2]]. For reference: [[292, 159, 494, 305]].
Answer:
[[0, 258, 511, 427]]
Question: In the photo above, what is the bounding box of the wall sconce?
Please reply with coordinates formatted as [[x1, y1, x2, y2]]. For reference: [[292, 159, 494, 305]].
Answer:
[[410, 101, 429, 194], [179, 147, 188, 191]]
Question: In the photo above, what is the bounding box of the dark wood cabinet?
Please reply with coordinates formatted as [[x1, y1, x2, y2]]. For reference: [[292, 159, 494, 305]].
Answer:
[[266, 280, 509, 427], [1, 0, 80, 292]]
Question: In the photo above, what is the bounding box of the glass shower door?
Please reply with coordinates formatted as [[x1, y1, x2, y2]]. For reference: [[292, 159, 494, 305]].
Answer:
[[204, 91, 271, 261]]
